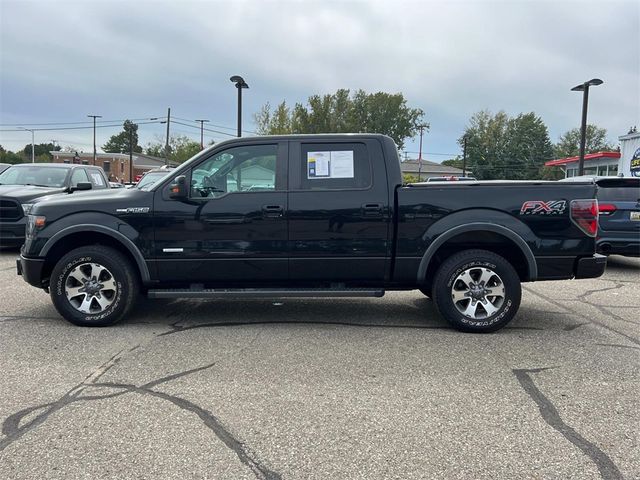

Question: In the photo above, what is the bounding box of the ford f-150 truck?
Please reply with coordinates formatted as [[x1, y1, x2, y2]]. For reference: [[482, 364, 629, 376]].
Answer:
[[17, 134, 606, 332]]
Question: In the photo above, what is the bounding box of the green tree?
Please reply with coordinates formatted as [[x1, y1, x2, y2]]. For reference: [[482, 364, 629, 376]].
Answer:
[[103, 120, 143, 154], [146, 135, 201, 164], [441, 157, 464, 169], [459, 110, 554, 180], [554, 125, 615, 158], [0, 145, 23, 164], [20, 142, 60, 161], [254, 89, 425, 149]]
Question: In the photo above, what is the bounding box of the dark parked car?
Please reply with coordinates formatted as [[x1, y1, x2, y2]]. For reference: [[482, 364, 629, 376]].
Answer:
[[0, 163, 109, 247], [562, 176, 640, 256], [18, 134, 604, 332]]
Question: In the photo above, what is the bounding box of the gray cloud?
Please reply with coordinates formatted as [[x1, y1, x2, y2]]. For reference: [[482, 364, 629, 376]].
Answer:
[[1, 0, 638, 158]]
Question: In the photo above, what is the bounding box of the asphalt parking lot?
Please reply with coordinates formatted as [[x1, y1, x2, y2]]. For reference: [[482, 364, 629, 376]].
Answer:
[[0, 249, 638, 480]]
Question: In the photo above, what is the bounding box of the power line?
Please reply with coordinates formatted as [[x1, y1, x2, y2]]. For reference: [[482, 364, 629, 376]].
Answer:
[[171, 120, 238, 137], [0, 116, 165, 127], [0, 120, 165, 133], [172, 116, 257, 135]]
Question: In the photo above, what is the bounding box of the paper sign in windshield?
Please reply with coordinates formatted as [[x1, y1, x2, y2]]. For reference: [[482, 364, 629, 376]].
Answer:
[[307, 150, 354, 179]]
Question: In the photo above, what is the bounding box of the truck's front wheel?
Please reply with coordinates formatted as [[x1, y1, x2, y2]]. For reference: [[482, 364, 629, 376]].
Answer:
[[432, 249, 521, 333], [50, 245, 138, 327]]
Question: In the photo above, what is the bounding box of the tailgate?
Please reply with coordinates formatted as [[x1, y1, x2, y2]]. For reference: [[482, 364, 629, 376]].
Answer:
[[597, 180, 640, 232]]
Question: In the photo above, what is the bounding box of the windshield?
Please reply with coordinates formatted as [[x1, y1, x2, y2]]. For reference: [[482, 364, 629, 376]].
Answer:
[[0, 166, 69, 187], [137, 171, 170, 190]]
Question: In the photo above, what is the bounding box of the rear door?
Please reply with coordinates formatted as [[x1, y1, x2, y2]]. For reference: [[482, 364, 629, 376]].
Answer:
[[597, 179, 640, 233], [287, 138, 392, 284]]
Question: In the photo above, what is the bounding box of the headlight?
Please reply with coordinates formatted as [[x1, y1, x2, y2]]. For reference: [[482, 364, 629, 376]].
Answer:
[[21, 203, 34, 215], [26, 215, 46, 237]]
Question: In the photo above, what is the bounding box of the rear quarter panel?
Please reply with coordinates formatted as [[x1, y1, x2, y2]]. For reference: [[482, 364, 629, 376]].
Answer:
[[394, 182, 597, 282]]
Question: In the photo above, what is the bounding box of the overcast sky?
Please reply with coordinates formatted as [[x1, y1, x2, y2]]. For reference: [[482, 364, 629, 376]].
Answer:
[[1, 0, 638, 161]]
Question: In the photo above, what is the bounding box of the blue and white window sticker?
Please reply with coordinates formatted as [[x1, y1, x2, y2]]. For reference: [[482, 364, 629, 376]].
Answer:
[[307, 151, 354, 179]]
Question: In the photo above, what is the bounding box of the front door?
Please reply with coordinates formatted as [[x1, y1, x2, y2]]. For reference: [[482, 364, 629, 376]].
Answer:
[[152, 141, 288, 284]]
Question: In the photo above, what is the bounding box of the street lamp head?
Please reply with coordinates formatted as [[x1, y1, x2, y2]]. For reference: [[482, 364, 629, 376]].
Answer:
[[571, 78, 604, 91], [230, 75, 249, 89]]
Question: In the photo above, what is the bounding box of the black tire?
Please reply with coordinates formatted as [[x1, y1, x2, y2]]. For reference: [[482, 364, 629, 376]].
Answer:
[[50, 245, 139, 327], [432, 249, 521, 333]]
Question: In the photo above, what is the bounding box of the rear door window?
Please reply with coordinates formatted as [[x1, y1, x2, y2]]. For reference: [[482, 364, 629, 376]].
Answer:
[[86, 169, 107, 189], [298, 142, 371, 190]]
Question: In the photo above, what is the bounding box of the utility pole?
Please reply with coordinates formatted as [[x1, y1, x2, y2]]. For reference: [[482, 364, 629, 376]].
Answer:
[[195, 119, 209, 150], [87, 114, 102, 165], [165, 107, 171, 164], [417, 124, 427, 181], [129, 125, 134, 184], [462, 136, 467, 177]]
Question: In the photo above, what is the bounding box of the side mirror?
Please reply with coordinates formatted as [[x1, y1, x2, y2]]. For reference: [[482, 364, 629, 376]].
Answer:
[[70, 182, 92, 192], [169, 175, 188, 200]]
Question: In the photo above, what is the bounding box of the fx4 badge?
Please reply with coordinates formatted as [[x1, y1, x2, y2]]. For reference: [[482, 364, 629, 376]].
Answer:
[[116, 207, 150, 214], [520, 200, 566, 215]]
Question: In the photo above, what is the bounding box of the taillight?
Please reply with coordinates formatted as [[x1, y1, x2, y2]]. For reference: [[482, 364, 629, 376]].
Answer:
[[598, 203, 617, 215], [571, 199, 598, 237]]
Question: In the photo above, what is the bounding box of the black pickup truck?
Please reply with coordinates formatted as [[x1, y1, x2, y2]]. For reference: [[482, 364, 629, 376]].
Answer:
[[17, 134, 605, 332]]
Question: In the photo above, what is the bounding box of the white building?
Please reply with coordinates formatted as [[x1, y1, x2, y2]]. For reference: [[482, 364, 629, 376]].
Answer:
[[618, 130, 640, 177]]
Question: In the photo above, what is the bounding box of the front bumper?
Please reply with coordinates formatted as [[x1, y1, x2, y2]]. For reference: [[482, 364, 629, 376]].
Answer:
[[574, 253, 607, 279], [17, 253, 46, 288]]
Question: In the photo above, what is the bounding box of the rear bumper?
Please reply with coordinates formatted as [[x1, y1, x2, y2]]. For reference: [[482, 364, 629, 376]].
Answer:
[[574, 254, 607, 279], [17, 253, 46, 288], [597, 233, 640, 257]]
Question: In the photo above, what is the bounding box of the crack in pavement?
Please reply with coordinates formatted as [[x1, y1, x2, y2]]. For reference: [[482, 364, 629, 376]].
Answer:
[[91, 381, 281, 480], [523, 286, 640, 346], [513, 368, 623, 480], [595, 343, 640, 351], [0, 348, 130, 451], [0, 330, 281, 480]]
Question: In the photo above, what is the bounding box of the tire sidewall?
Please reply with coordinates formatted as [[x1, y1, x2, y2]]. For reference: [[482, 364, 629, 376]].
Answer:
[[51, 248, 132, 326], [434, 253, 521, 332]]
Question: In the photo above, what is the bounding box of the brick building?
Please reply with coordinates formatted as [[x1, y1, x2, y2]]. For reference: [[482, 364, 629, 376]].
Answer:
[[50, 151, 171, 183]]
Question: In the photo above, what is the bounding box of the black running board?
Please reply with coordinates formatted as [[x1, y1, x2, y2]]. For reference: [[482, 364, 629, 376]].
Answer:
[[147, 288, 385, 299]]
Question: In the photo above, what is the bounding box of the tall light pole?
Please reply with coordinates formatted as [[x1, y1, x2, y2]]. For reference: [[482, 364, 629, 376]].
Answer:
[[19, 127, 35, 163], [195, 119, 210, 149], [230, 75, 249, 137], [417, 124, 427, 181], [87, 114, 102, 165], [571, 78, 603, 176]]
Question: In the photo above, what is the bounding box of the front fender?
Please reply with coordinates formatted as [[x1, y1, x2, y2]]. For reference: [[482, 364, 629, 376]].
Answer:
[[36, 216, 150, 283]]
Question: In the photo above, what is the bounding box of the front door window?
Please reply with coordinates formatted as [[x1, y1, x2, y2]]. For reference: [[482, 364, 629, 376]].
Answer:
[[190, 145, 278, 198]]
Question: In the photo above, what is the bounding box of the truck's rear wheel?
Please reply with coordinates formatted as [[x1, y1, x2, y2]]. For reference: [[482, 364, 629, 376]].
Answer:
[[432, 249, 521, 332], [50, 245, 138, 327]]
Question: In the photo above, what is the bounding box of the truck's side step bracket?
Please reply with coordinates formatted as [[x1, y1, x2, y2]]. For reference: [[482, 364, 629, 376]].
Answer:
[[147, 288, 385, 299]]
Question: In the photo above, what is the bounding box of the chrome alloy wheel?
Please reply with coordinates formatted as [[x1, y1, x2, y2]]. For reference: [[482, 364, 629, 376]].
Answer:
[[65, 262, 117, 314], [451, 267, 505, 319]]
